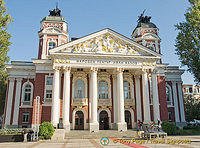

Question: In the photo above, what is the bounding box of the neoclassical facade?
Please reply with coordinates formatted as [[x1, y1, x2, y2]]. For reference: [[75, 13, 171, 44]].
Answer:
[[3, 8, 186, 131]]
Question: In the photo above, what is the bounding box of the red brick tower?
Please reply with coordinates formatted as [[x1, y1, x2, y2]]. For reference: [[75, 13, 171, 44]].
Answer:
[[132, 12, 161, 57], [38, 7, 69, 59]]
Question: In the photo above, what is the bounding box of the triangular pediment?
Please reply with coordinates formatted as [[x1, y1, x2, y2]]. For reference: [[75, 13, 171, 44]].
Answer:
[[50, 28, 161, 58]]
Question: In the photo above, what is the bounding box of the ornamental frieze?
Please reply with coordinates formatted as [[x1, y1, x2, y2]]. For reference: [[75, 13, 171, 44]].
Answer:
[[63, 34, 139, 55]]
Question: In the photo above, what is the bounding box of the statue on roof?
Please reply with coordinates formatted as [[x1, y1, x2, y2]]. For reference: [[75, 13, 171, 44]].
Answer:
[[138, 10, 151, 23], [49, 3, 61, 16]]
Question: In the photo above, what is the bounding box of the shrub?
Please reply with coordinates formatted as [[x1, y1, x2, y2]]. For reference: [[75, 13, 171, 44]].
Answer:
[[161, 121, 177, 135], [38, 122, 55, 140]]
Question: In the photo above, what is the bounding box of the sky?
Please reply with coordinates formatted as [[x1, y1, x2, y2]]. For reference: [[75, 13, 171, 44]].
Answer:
[[4, 0, 195, 84]]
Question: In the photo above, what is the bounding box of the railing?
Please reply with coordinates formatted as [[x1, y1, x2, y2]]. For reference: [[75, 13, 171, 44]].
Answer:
[[71, 98, 88, 106]]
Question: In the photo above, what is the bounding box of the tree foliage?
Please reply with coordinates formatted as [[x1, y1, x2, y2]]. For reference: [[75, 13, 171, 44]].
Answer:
[[161, 121, 178, 135], [175, 0, 200, 84], [39, 122, 55, 140], [0, 0, 11, 116], [184, 94, 200, 121]]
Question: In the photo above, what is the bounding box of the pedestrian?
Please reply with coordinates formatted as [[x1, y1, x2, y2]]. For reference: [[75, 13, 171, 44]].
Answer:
[[29, 130, 34, 142], [137, 120, 141, 130], [22, 128, 28, 142], [157, 118, 161, 131]]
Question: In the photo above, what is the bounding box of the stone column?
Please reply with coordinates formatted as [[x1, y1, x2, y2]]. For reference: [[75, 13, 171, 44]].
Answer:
[[172, 82, 180, 122], [5, 78, 15, 126], [177, 82, 186, 122], [112, 75, 118, 124], [89, 67, 99, 132], [62, 66, 71, 131], [152, 72, 160, 121], [51, 66, 61, 127], [13, 78, 22, 126], [116, 68, 127, 131], [142, 70, 151, 123], [135, 75, 142, 121]]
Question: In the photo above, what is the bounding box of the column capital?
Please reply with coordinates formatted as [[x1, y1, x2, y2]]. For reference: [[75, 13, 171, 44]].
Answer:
[[53, 66, 61, 72], [116, 67, 124, 73], [8, 77, 15, 82], [63, 66, 71, 72], [90, 67, 98, 73], [141, 68, 148, 74], [134, 75, 141, 79], [16, 77, 22, 82]]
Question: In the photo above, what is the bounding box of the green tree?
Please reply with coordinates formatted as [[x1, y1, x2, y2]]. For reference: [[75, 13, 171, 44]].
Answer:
[[39, 122, 55, 140], [184, 94, 200, 121], [0, 0, 11, 116], [175, 0, 200, 84]]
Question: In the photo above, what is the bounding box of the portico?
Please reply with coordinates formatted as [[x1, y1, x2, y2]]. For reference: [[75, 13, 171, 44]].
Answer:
[[50, 58, 161, 132]]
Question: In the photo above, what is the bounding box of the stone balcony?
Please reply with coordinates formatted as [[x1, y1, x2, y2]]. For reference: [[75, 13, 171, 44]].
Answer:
[[71, 98, 88, 106], [98, 98, 112, 106]]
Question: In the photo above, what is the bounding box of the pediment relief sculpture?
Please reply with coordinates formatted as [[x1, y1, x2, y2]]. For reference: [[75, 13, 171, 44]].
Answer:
[[62, 34, 140, 55]]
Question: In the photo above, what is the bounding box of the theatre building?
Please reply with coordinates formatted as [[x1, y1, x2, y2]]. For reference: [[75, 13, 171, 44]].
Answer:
[[3, 8, 186, 132]]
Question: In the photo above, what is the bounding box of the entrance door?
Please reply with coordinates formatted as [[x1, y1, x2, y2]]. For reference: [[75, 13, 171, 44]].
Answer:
[[125, 110, 132, 129], [75, 111, 84, 130], [99, 111, 109, 130]]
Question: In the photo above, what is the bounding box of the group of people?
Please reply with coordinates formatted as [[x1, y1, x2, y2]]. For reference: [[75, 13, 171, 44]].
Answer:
[[22, 128, 35, 142], [137, 119, 161, 132]]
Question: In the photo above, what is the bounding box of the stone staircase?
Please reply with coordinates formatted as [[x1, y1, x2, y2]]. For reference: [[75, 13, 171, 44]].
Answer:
[[65, 130, 138, 139], [51, 129, 65, 141]]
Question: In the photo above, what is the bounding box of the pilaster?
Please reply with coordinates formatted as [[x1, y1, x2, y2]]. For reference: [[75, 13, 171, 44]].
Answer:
[[5, 78, 15, 126], [172, 82, 180, 122], [12, 78, 22, 126]]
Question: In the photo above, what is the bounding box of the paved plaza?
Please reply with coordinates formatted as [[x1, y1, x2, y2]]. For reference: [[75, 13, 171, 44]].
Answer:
[[0, 136, 200, 148]]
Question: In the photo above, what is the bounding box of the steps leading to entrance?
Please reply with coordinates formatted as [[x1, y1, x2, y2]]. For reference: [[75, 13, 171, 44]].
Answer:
[[65, 130, 137, 139], [51, 129, 65, 141]]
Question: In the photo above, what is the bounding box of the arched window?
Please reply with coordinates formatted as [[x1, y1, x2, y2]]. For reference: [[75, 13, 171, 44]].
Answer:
[[48, 42, 56, 50], [98, 81, 108, 99], [24, 84, 31, 102], [166, 85, 172, 105], [124, 81, 131, 99], [75, 80, 85, 98]]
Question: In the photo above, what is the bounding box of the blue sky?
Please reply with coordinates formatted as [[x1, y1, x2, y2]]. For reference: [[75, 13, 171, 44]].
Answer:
[[5, 0, 195, 84]]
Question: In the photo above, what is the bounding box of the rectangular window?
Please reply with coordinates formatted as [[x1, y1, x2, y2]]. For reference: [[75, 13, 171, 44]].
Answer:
[[168, 111, 172, 122], [46, 90, 52, 99], [46, 77, 53, 85], [24, 92, 31, 101], [22, 112, 29, 123]]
